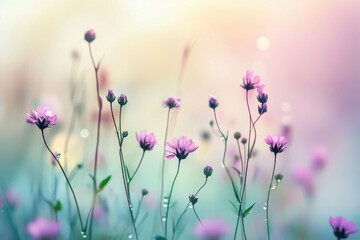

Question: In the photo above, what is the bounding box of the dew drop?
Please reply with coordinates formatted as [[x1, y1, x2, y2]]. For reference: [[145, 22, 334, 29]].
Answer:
[[188, 205, 193, 209], [81, 231, 87, 239], [55, 153, 61, 160], [162, 217, 166, 222], [271, 183, 277, 190], [163, 204, 168, 208], [163, 197, 169, 203], [128, 234, 133, 239], [263, 203, 267, 210]]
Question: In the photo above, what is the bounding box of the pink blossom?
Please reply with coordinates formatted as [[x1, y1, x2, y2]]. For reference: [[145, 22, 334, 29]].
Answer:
[[310, 146, 327, 172], [194, 219, 229, 240], [264, 135, 288, 154], [165, 136, 198, 160], [136, 130, 157, 151], [241, 70, 262, 91], [292, 167, 314, 196], [26, 106, 57, 130], [27, 217, 60, 239], [163, 96, 181, 109], [329, 216, 357, 239]]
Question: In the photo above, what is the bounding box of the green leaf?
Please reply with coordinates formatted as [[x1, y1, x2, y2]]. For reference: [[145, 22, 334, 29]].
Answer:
[[124, 164, 131, 183], [53, 200, 62, 212], [242, 202, 256, 218], [98, 175, 112, 191]]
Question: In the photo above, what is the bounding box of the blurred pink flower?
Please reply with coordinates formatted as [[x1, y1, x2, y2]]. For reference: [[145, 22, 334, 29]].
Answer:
[[136, 130, 157, 151], [329, 216, 357, 239], [241, 70, 262, 91], [27, 217, 60, 239], [292, 167, 314, 197], [165, 136, 198, 160], [310, 146, 327, 172], [163, 96, 181, 109], [26, 106, 57, 130], [194, 219, 229, 240], [265, 135, 288, 154]]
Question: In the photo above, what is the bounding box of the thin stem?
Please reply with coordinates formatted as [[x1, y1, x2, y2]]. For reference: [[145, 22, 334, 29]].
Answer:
[[110, 103, 139, 240], [172, 177, 208, 239], [130, 150, 146, 183], [212, 109, 239, 202], [134, 195, 144, 222], [266, 154, 277, 240], [160, 108, 171, 229], [192, 206, 202, 225], [118, 106, 123, 143], [87, 42, 103, 240], [165, 160, 181, 239], [40, 130, 85, 231], [236, 139, 244, 176]]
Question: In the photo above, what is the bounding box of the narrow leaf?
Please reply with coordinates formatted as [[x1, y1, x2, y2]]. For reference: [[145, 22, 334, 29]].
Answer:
[[98, 175, 112, 191], [228, 200, 239, 214], [243, 202, 256, 218], [154, 235, 167, 240], [124, 164, 131, 183]]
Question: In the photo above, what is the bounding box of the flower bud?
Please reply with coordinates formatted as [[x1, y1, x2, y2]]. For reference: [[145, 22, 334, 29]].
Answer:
[[275, 173, 284, 182], [241, 138, 247, 144], [142, 188, 149, 196], [106, 89, 116, 103], [208, 96, 219, 109], [209, 120, 214, 127], [258, 103, 268, 115], [84, 29, 96, 43], [118, 94, 128, 106], [234, 132, 241, 140], [203, 165, 213, 177], [189, 194, 198, 205], [122, 131, 128, 138]]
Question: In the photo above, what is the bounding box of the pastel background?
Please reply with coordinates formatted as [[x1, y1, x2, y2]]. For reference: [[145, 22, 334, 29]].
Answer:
[[0, 0, 359, 239]]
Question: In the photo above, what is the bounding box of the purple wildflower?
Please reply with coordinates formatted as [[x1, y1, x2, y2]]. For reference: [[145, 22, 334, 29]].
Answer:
[[106, 88, 116, 103], [84, 29, 96, 43], [26, 106, 57, 130], [208, 96, 219, 109], [258, 103, 268, 115], [27, 217, 60, 239], [118, 93, 128, 106], [257, 92, 268, 104], [241, 70, 261, 91], [194, 219, 229, 240], [165, 136, 198, 160], [136, 130, 157, 151], [292, 167, 314, 196], [329, 216, 357, 239], [310, 146, 327, 172], [163, 96, 181, 109], [265, 135, 288, 154]]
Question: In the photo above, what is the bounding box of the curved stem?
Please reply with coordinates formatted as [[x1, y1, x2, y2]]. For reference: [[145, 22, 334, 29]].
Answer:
[[160, 108, 171, 230], [266, 154, 277, 240], [110, 103, 138, 239], [130, 150, 146, 183], [40, 130, 85, 231], [236, 139, 244, 177], [192, 206, 202, 225], [87, 42, 103, 240], [172, 177, 208, 239], [165, 160, 181, 239]]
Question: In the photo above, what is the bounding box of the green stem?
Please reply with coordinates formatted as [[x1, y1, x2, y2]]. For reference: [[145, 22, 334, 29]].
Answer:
[[266, 154, 277, 240], [160, 108, 171, 230], [40, 130, 85, 232], [130, 150, 146, 182], [192, 205, 202, 225], [110, 103, 139, 240], [87, 42, 103, 240], [165, 160, 181, 239], [172, 177, 208, 239]]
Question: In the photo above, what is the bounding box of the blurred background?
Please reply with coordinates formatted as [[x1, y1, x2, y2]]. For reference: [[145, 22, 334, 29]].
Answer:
[[0, 0, 359, 239]]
